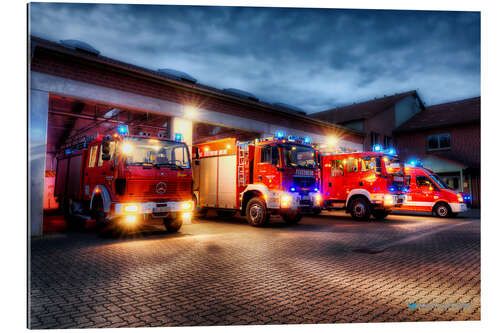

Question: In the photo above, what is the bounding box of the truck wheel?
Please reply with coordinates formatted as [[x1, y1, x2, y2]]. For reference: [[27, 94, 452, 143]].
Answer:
[[433, 203, 452, 218], [281, 212, 302, 225], [164, 215, 183, 232], [246, 197, 270, 227], [349, 197, 371, 221], [217, 210, 237, 218], [372, 210, 390, 220]]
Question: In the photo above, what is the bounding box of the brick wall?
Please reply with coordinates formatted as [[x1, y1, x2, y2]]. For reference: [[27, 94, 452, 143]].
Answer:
[[363, 106, 396, 150], [394, 123, 480, 168]]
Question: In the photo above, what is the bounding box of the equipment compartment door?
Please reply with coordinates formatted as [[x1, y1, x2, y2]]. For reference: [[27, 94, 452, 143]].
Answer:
[[199, 157, 218, 207], [217, 155, 237, 209]]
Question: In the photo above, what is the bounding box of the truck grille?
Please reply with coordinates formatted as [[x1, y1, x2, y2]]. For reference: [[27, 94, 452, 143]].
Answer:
[[293, 176, 316, 189], [147, 182, 191, 196], [126, 180, 191, 199]]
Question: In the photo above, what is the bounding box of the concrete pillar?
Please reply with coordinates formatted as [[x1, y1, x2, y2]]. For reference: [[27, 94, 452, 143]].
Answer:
[[29, 89, 49, 236], [171, 117, 193, 150]]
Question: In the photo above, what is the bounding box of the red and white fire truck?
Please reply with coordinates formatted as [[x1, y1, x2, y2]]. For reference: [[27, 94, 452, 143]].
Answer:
[[320, 148, 406, 220], [192, 134, 322, 226], [54, 125, 194, 233], [392, 163, 468, 217]]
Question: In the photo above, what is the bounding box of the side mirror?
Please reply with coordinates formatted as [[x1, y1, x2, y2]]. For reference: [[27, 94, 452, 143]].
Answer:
[[195, 160, 200, 166]]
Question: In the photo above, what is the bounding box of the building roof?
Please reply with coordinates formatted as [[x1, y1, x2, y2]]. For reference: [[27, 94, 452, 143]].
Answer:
[[30, 36, 362, 136], [395, 97, 480, 133], [309, 91, 419, 124]]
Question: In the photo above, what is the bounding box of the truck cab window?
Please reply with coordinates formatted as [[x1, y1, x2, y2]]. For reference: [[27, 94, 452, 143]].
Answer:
[[98, 141, 116, 167], [271, 146, 279, 166], [416, 176, 432, 187], [88, 145, 98, 168], [346, 158, 358, 173], [260, 146, 271, 163], [331, 160, 344, 177]]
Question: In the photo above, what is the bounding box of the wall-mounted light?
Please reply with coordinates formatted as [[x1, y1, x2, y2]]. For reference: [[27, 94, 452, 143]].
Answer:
[[184, 105, 198, 119], [327, 136, 338, 146]]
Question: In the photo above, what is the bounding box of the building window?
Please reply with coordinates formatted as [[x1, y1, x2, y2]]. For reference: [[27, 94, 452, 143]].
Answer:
[[371, 132, 379, 146], [427, 133, 451, 150]]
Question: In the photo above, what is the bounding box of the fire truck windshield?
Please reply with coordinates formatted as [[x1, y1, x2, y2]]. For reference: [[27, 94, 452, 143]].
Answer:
[[282, 144, 316, 168], [383, 156, 402, 175], [429, 174, 451, 190], [121, 137, 190, 168]]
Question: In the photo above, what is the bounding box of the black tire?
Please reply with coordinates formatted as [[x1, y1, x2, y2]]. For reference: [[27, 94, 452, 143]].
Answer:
[[163, 215, 183, 232], [216, 210, 237, 218], [349, 197, 371, 221], [92, 197, 115, 236], [434, 202, 452, 218], [281, 212, 302, 225], [372, 210, 390, 220], [245, 197, 270, 227]]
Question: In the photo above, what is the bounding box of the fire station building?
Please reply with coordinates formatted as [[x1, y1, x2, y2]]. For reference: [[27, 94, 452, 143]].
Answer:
[[29, 36, 364, 236]]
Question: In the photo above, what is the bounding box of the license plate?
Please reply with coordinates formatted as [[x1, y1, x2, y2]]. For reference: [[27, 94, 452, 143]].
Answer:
[[153, 206, 169, 213]]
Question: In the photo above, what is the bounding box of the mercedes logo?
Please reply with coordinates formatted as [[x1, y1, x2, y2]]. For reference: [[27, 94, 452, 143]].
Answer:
[[156, 182, 167, 194]]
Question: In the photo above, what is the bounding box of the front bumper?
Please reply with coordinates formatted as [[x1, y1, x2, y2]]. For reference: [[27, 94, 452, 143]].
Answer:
[[371, 194, 405, 208], [114, 200, 194, 217], [449, 203, 468, 213], [266, 191, 322, 210]]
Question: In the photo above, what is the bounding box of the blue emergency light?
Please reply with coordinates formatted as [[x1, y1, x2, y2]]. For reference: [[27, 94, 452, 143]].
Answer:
[[290, 187, 296, 192], [117, 125, 129, 135], [387, 148, 396, 155], [373, 144, 383, 152], [275, 130, 285, 139], [304, 136, 311, 144], [174, 133, 183, 142]]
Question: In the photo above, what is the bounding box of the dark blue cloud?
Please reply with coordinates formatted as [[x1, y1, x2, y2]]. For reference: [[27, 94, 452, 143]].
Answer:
[[29, 3, 480, 112]]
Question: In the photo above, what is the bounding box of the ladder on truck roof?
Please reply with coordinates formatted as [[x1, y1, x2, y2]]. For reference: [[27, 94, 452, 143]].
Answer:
[[237, 142, 249, 187]]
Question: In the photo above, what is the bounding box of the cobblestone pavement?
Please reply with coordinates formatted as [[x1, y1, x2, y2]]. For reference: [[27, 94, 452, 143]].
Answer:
[[29, 211, 480, 328]]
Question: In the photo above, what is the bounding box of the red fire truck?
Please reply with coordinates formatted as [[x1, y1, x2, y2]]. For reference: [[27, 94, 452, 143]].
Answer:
[[320, 148, 406, 220], [392, 164, 468, 217], [54, 125, 194, 233], [192, 134, 322, 226]]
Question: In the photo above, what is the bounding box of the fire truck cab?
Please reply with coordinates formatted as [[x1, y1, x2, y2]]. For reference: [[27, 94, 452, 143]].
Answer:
[[320, 148, 406, 220], [54, 125, 194, 233], [193, 133, 322, 226], [393, 163, 468, 217]]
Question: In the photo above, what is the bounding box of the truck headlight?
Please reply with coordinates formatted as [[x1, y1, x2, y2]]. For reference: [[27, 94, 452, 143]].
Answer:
[[457, 194, 464, 203], [180, 201, 194, 211], [123, 204, 139, 213], [314, 193, 322, 206], [281, 194, 292, 208], [383, 194, 394, 206]]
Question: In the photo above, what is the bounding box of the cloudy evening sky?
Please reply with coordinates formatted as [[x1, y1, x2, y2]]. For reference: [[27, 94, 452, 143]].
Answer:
[[29, 3, 480, 113]]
